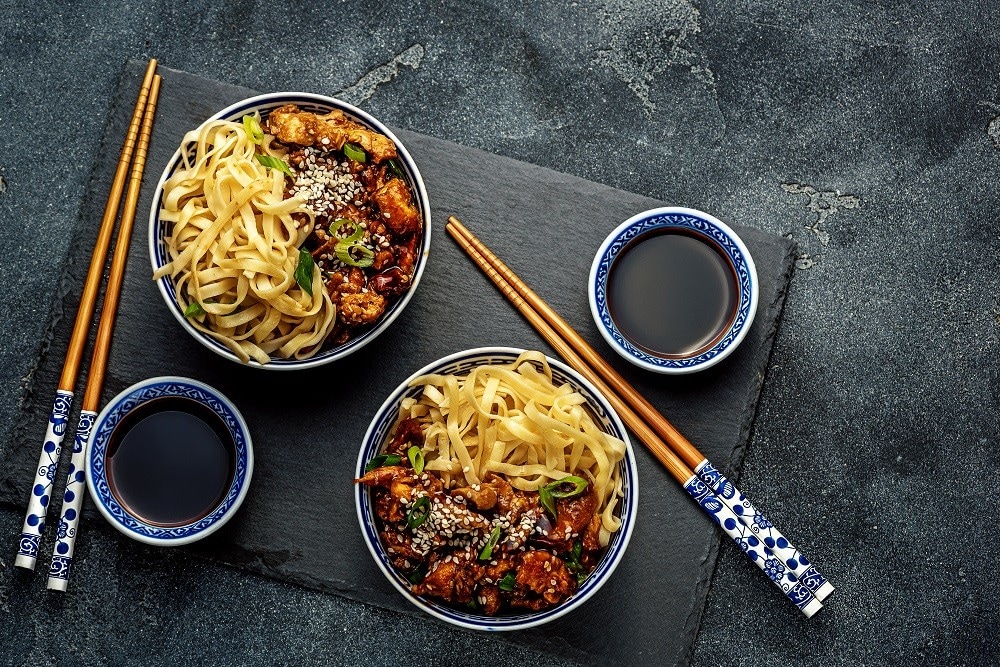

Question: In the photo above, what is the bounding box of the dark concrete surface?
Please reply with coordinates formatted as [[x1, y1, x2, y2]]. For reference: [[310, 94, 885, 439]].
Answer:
[[0, 1, 997, 665]]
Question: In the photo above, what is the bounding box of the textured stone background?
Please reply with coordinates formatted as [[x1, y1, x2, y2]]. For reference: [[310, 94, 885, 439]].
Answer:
[[0, 1, 997, 665]]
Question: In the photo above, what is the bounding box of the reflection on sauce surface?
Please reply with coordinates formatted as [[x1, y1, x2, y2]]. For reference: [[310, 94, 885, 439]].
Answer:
[[106, 397, 235, 526], [607, 231, 737, 357]]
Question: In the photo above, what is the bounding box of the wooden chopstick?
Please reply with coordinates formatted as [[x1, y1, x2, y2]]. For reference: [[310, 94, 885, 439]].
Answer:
[[447, 215, 705, 470], [446, 216, 832, 614], [47, 73, 163, 591], [14, 58, 158, 572]]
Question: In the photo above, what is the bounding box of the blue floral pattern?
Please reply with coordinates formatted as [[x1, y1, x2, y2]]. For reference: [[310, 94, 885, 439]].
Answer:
[[17, 389, 74, 564], [87, 379, 252, 543], [695, 460, 832, 600], [683, 475, 818, 614]]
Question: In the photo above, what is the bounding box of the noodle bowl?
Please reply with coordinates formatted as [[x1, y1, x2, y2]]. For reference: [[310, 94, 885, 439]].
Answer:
[[149, 93, 431, 370], [355, 347, 639, 631]]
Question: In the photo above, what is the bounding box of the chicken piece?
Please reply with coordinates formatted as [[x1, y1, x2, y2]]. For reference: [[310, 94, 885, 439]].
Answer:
[[450, 485, 498, 511], [380, 528, 424, 567], [477, 585, 503, 616], [339, 291, 386, 325], [412, 548, 481, 603], [372, 249, 394, 270], [309, 228, 337, 260], [516, 551, 575, 605], [485, 473, 537, 524], [373, 179, 420, 236], [537, 490, 599, 550], [267, 105, 398, 162], [386, 417, 425, 456], [374, 490, 405, 524], [582, 514, 602, 553]]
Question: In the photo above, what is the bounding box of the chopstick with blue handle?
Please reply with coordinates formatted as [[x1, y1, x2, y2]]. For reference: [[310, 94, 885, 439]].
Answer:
[[14, 58, 158, 571], [447, 217, 830, 614], [47, 74, 161, 590]]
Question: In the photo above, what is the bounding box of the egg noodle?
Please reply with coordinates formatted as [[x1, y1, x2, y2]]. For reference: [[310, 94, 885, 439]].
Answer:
[[152, 117, 336, 363], [397, 351, 626, 546]]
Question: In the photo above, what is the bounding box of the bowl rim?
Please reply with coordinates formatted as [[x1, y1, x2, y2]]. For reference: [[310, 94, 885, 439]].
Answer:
[[354, 346, 639, 631], [84, 376, 254, 546], [588, 206, 759, 375], [148, 91, 432, 371]]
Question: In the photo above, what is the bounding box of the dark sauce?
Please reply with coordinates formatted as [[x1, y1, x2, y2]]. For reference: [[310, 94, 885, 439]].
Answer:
[[607, 230, 738, 357], [106, 396, 236, 527]]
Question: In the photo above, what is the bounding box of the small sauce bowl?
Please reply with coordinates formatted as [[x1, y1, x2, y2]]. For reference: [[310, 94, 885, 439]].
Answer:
[[589, 207, 758, 374], [85, 377, 253, 546]]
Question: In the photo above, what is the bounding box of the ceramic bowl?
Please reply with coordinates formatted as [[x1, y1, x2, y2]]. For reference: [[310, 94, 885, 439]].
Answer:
[[149, 92, 432, 370], [589, 207, 758, 374], [354, 347, 639, 631], [85, 377, 253, 546]]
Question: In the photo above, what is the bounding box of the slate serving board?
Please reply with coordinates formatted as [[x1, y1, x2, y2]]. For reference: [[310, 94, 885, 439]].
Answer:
[[0, 61, 795, 666]]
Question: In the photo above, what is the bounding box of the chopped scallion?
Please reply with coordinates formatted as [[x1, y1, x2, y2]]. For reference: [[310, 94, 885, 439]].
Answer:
[[242, 115, 264, 144], [542, 475, 589, 499], [183, 301, 205, 318], [407, 496, 431, 529], [256, 154, 293, 177], [294, 248, 315, 296], [386, 158, 405, 180], [343, 142, 366, 163], [498, 572, 516, 592], [407, 445, 425, 475], [479, 525, 502, 561], [364, 453, 401, 473], [334, 241, 374, 268]]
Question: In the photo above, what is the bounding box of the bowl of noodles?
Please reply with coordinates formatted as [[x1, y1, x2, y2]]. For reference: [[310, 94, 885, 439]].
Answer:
[[354, 348, 639, 631], [149, 93, 431, 369]]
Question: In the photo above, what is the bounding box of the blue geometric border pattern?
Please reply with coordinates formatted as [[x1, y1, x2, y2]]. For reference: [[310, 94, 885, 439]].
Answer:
[[592, 212, 754, 369], [88, 381, 249, 540], [356, 350, 637, 629], [150, 95, 431, 368]]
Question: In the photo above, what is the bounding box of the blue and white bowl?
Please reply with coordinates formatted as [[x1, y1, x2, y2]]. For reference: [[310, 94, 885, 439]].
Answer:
[[355, 347, 639, 632], [85, 377, 253, 546], [149, 92, 432, 370], [589, 207, 758, 374]]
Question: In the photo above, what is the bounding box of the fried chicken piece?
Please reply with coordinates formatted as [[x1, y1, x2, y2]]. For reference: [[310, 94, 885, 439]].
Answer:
[[339, 291, 386, 325], [537, 490, 599, 550], [477, 585, 503, 616], [450, 484, 498, 511], [582, 514, 602, 552], [385, 417, 424, 456], [516, 551, 575, 605], [373, 178, 420, 236], [267, 105, 398, 162], [412, 548, 481, 603]]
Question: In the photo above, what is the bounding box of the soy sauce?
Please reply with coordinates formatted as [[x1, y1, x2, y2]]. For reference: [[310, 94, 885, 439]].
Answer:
[[106, 396, 236, 527], [607, 230, 738, 357]]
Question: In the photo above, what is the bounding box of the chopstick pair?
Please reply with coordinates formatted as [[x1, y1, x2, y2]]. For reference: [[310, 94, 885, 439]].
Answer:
[[445, 216, 833, 617], [15, 59, 162, 591]]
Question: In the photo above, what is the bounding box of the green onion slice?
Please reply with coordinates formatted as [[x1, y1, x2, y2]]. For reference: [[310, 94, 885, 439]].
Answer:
[[255, 154, 294, 177], [407, 445, 425, 475], [334, 218, 365, 243], [242, 115, 264, 144], [407, 496, 431, 529], [294, 248, 315, 296], [542, 475, 589, 499], [386, 158, 405, 180], [479, 525, 502, 561], [343, 142, 366, 163], [183, 301, 205, 318], [539, 487, 556, 518], [363, 453, 401, 473], [498, 572, 516, 592], [334, 242, 374, 268]]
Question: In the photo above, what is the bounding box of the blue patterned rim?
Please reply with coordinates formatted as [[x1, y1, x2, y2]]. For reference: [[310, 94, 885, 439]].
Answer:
[[148, 93, 432, 370], [85, 377, 253, 546], [354, 347, 639, 632], [588, 207, 758, 374]]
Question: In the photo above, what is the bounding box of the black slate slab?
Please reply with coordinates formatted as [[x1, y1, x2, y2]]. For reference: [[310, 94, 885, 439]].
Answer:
[[0, 61, 795, 666]]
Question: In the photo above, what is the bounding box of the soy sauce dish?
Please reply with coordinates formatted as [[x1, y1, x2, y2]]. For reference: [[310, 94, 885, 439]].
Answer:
[[589, 207, 758, 374], [85, 377, 253, 546]]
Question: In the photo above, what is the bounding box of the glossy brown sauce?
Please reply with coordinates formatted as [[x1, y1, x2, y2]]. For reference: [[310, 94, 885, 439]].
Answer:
[[106, 396, 235, 526], [607, 230, 738, 357]]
